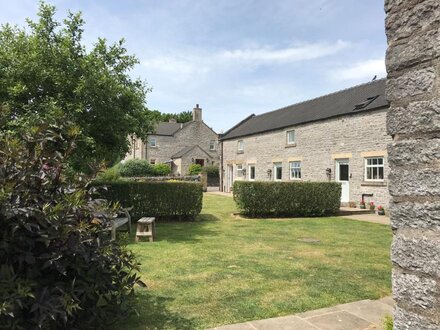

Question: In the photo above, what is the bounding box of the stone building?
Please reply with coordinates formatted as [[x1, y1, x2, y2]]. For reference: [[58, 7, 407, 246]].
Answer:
[[126, 105, 219, 176], [220, 79, 392, 207]]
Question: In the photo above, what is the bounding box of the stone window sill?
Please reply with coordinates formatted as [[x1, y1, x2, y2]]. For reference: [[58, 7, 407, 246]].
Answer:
[[361, 181, 387, 187], [285, 143, 297, 148], [237, 150, 244, 154]]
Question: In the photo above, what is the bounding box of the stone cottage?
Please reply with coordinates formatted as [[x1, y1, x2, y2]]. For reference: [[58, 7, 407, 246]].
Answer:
[[126, 104, 219, 176], [220, 79, 392, 207]]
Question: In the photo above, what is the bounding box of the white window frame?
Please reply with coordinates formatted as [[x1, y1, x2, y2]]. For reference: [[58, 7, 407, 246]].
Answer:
[[286, 130, 295, 145], [209, 140, 216, 151], [289, 161, 301, 180], [273, 162, 282, 181], [364, 157, 385, 181], [249, 164, 256, 181], [236, 164, 244, 177], [150, 137, 157, 148], [237, 140, 244, 153]]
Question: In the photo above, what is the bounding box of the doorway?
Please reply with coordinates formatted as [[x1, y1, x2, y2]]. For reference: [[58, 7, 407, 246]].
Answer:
[[336, 159, 350, 203], [195, 159, 205, 167]]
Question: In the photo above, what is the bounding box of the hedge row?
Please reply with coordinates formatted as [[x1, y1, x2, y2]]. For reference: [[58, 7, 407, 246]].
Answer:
[[233, 181, 341, 217], [94, 181, 203, 220]]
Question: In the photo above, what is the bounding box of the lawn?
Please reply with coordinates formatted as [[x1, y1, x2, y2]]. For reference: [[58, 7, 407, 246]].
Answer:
[[117, 194, 392, 329]]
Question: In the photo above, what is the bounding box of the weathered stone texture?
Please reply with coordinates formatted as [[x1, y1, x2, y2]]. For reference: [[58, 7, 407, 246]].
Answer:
[[393, 268, 438, 309], [222, 109, 391, 207], [386, 67, 435, 101], [388, 139, 440, 166], [389, 168, 440, 197], [394, 307, 440, 330], [392, 230, 440, 278], [385, 0, 440, 40], [390, 201, 440, 229], [387, 98, 440, 135]]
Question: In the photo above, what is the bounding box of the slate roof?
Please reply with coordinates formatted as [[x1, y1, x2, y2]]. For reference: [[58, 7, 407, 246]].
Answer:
[[220, 79, 388, 141], [152, 122, 189, 136], [171, 145, 213, 159]]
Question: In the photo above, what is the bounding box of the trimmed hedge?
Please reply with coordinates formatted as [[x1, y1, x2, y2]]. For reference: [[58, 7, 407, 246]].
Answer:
[[94, 181, 203, 220], [233, 181, 341, 217]]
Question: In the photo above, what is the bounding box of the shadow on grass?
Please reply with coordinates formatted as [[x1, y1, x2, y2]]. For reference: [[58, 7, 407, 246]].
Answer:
[[115, 290, 198, 330], [126, 213, 222, 244]]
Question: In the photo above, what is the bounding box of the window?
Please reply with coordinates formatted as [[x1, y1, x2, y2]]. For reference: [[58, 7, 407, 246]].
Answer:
[[150, 137, 157, 148], [209, 140, 216, 151], [365, 157, 384, 181], [286, 130, 295, 145], [150, 159, 156, 165], [289, 161, 301, 180], [249, 165, 256, 180], [237, 140, 244, 153], [273, 163, 282, 181], [236, 164, 244, 177]]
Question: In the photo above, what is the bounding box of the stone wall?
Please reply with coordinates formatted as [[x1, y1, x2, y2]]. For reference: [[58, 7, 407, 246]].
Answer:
[[222, 108, 392, 207], [385, 0, 440, 328]]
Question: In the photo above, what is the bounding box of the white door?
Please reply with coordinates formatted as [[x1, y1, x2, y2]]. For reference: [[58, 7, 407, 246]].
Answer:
[[227, 165, 234, 192], [336, 159, 350, 203]]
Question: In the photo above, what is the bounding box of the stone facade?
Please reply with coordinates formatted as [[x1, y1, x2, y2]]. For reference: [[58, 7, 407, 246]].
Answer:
[[221, 108, 392, 208], [125, 106, 219, 176], [385, 0, 440, 328]]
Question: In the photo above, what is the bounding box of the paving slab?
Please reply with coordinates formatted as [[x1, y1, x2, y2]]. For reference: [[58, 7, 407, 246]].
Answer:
[[214, 322, 256, 330], [337, 299, 393, 325], [250, 315, 319, 329], [339, 214, 390, 225], [305, 310, 373, 330]]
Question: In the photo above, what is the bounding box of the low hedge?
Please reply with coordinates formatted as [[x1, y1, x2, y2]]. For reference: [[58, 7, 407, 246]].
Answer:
[[94, 181, 203, 220], [233, 181, 341, 217]]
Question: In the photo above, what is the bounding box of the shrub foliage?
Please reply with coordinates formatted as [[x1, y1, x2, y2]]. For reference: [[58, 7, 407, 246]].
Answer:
[[188, 164, 202, 175], [233, 181, 341, 217], [95, 181, 203, 220], [120, 159, 153, 177], [0, 123, 141, 329]]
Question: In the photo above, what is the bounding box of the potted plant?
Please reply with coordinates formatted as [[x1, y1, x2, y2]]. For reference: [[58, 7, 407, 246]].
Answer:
[[349, 201, 356, 208], [377, 205, 385, 215], [359, 200, 366, 209], [369, 201, 375, 210]]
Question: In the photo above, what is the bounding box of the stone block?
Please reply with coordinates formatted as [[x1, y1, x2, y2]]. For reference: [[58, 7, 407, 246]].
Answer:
[[388, 139, 440, 166], [387, 98, 440, 135], [390, 201, 440, 229], [392, 230, 440, 278], [386, 28, 440, 71], [392, 268, 438, 309], [385, 0, 440, 41], [394, 306, 440, 330], [386, 67, 435, 102], [389, 167, 440, 197]]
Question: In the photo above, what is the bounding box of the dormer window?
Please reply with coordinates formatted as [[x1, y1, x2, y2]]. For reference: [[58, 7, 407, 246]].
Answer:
[[237, 140, 244, 153], [286, 130, 295, 145]]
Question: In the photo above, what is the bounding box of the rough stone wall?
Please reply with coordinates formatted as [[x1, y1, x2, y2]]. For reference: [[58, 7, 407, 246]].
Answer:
[[385, 0, 440, 328], [222, 109, 392, 207], [146, 121, 219, 173]]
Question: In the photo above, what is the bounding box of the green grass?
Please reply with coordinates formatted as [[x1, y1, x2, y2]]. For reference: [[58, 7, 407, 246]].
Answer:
[[117, 194, 392, 329]]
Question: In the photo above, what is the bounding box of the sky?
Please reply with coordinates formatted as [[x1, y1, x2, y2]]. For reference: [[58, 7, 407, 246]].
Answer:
[[0, 0, 387, 133]]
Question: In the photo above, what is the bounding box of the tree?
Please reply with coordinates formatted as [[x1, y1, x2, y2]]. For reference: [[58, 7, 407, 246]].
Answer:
[[0, 2, 152, 172], [147, 110, 193, 124]]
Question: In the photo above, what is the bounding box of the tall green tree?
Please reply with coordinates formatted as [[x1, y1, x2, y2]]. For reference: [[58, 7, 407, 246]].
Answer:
[[147, 110, 193, 123], [0, 2, 152, 171]]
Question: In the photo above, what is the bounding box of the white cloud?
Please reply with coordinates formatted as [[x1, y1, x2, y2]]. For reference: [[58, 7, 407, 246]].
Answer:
[[220, 40, 348, 63], [329, 58, 386, 82]]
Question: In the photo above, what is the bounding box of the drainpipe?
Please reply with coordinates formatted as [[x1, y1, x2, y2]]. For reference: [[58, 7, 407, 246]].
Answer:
[[220, 139, 224, 192]]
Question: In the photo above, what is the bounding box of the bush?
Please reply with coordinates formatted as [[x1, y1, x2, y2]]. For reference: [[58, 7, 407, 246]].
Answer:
[[0, 122, 141, 329], [120, 159, 153, 177], [95, 181, 203, 220], [97, 164, 121, 181], [201, 165, 219, 177], [152, 163, 171, 176], [233, 181, 341, 217], [188, 164, 202, 175]]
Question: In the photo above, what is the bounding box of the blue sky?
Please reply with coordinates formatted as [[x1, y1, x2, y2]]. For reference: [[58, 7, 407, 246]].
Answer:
[[0, 0, 387, 132]]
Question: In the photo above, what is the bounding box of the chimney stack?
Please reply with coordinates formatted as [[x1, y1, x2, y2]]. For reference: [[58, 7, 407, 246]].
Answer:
[[192, 104, 202, 122]]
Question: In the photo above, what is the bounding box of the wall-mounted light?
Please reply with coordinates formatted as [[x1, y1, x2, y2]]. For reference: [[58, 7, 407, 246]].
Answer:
[[267, 169, 272, 179], [326, 168, 332, 181]]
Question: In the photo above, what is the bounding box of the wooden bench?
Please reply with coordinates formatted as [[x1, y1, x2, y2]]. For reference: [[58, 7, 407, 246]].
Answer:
[[110, 209, 132, 241], [136, 217, 156, 242]]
